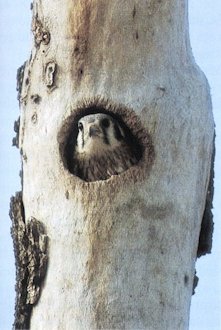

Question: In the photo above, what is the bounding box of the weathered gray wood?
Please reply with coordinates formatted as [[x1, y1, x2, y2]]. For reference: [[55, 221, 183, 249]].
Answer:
[[15, 0, 214, 329]]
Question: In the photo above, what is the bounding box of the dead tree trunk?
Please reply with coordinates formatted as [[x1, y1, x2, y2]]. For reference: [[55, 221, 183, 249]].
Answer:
[[11, 0, 214, 329]]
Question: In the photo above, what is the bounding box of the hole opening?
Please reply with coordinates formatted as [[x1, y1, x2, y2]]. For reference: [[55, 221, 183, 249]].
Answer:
[[58, 100, 154, 183]]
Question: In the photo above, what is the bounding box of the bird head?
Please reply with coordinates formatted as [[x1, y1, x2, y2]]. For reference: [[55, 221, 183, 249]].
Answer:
[[75, 113, 126, 156]]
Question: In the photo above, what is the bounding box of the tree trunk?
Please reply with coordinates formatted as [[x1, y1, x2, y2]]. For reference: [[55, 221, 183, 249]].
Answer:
[[11, 0, 214, 329]]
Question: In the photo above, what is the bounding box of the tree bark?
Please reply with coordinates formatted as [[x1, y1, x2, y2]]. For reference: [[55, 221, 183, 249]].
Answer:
[[11, 0, 214, 329]]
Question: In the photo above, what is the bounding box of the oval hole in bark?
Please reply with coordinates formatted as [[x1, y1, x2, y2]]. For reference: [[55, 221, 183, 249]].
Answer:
[[58, 99, 154, 182]]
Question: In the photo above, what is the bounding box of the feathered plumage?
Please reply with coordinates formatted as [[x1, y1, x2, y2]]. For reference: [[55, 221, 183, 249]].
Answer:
[[72, 113, 138, 182]]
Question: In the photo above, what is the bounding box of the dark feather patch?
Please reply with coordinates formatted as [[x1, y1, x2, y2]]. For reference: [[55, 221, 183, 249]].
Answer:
[[113, 123, 124, 141], [73, 144, 138, 182], [101, 125, 110, 145]]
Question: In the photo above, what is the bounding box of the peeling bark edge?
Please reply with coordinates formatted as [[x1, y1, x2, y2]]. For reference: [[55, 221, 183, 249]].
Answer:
[[10, 192, 49, 330], [192, 271, 199, 295], [16, 62, 26, 103], [197, 134, 215, 258], [12, 117, 20, 148]]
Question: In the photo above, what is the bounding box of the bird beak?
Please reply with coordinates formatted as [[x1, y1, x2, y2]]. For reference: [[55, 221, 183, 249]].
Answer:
[[89, 125, 101, 137]]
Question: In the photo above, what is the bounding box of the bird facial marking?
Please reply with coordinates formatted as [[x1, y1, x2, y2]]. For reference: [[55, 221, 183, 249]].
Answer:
[[71, 112, 141, 181], [76, 113, 122, 155]]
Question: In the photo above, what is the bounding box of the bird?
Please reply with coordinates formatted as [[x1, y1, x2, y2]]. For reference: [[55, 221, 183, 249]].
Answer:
[[72, 113, 139, 182]]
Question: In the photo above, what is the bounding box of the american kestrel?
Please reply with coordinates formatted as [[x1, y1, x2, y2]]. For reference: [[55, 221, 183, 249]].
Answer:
[[72, 113, 139, 182]]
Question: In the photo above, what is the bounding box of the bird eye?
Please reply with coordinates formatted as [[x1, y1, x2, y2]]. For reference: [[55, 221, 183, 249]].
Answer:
[[78, 122, 83, 131], [101, 118, 110, 128]]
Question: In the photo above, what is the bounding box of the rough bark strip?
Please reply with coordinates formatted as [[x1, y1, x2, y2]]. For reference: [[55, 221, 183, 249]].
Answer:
[[10, 192, 30, 329], [16, 62, 26, 103], [12, 117, 20, 148], [192, 271, 199, 295], [197, 135, 215, 258], [10, 192, 49, 330]]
